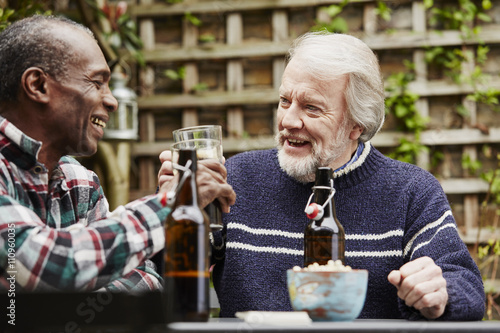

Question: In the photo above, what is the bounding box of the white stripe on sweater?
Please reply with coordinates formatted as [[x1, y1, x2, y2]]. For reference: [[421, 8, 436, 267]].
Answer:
[[227, 222, 303, 239], [226, 241, 303, 256], [346, 229, 404, 240], [226, 241, 403, 258], [346, 250, 402, 257], [228, 222, 404, 241], [409, 223, 457, 260], [403, 210, 453, 257]]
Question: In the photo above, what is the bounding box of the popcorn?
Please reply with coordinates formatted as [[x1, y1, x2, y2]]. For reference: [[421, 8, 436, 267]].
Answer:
[[292, 260, 352, 272]]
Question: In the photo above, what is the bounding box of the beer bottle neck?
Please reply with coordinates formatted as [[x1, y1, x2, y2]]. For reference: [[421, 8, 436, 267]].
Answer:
[[175, 167, 199, 207], [173, 148, 200, 207], [313, 188, 333, 219]]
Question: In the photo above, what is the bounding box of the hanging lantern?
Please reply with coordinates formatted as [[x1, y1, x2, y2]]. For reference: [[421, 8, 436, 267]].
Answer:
[[104, 67, 138, 140]]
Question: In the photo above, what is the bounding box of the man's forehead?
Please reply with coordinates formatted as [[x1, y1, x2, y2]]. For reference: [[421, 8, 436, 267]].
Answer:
[[48, 23, 89, 42]]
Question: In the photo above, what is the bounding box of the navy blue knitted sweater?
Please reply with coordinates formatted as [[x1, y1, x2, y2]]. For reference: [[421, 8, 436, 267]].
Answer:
[[212, 143, 485, 320]]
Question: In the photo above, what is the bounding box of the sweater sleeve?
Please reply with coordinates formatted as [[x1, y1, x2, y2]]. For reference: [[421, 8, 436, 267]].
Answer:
[[398, 172, 485, 320]]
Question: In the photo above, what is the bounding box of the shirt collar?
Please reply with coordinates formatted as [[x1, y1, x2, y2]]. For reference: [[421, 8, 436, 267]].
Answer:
[[334, 142, 365, 172], [0, 115, 43, 169]]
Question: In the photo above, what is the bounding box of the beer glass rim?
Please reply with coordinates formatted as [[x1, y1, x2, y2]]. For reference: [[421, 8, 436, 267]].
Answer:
[[173, 124, 221, 133]]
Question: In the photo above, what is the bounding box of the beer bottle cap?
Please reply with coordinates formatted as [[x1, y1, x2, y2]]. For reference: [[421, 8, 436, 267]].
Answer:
[[305, 203, 324, 220]]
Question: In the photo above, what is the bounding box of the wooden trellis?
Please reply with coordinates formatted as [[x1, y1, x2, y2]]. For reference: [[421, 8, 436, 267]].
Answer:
[[127, 0, 500, 247]]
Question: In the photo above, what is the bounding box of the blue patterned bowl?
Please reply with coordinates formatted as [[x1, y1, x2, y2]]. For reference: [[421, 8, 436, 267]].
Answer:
[[286, 269, 368, 321]]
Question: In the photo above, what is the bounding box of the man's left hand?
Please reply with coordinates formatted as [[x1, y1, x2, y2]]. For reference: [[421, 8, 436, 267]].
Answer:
[[388, 256, 448, 319]]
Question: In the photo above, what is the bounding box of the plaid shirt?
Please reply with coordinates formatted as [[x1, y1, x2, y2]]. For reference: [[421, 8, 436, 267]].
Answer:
[[0, 116, 169, 292]]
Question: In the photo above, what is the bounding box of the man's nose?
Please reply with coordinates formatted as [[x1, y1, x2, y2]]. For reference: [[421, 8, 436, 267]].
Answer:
[[103, 86, 118, 113], [280, 104, 304, 130]]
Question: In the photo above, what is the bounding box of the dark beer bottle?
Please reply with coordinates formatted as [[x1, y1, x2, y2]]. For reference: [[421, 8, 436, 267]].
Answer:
[[304, 167, 345, 266], [164, 148, 210, 323]]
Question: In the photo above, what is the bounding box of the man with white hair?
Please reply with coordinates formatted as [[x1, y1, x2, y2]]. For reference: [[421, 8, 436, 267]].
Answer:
[[159, 31, 484, 320]]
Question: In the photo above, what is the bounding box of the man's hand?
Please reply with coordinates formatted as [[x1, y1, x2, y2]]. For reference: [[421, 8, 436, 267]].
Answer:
[[388, 256, 448, 319], [157, 150, 236, 212]]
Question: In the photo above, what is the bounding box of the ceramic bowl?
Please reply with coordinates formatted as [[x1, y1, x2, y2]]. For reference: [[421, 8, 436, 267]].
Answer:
[[286, 269, 368, 321]]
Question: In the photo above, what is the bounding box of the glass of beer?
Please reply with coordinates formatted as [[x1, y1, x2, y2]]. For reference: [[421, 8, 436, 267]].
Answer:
[[172, 125, 223, 230]]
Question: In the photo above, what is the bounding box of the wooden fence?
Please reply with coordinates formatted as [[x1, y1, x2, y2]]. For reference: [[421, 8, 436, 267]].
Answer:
[[124, 0, 500, 247]]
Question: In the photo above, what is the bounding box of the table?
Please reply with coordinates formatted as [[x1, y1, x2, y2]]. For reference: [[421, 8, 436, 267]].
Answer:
[[166, 318, 500, 333], [2, 292, 499, 333]]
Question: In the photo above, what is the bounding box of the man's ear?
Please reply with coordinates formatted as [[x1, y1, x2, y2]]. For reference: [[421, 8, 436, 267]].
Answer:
[[21, 67, 50, 104], [349, 124, 364, 141]]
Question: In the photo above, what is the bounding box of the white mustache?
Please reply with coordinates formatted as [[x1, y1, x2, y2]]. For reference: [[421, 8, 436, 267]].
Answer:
[[277, 130, 312, 144]]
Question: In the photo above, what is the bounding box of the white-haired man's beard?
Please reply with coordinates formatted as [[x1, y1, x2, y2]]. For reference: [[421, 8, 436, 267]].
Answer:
[[276, 123, 352, 183]]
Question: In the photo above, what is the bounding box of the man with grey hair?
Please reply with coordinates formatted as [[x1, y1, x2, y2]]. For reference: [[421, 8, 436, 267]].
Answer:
[[0, 15, 235, 292], [160, 30, 484, 320]]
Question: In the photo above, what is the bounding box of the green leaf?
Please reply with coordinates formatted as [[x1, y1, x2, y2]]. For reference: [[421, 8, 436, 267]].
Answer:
[[478, 245, 489, 259], [494, 240, 500, 255], [482, 0, 492, 10], [125, 30, 144, 49], [375, 1, 392, 21], [456, 104, 470, 117], [192, 82, 209, 92], [395, 104, 408, 118], [323, 17, 348, 33], [477, 12, 492, 22], [164, 69, 180, 80], [325, 5, 343, 18], [405, 118, 416, 129], [178, 66, 186, 79], [185, 12, 202, 26], [199, 33, 215, 43]]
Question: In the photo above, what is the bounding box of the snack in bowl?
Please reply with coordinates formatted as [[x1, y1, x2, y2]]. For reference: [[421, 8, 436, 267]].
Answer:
[[287, 260, 368, 322]]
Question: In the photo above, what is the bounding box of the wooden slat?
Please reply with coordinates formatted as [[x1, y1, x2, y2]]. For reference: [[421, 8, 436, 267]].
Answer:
[[138, 89, 279, 109], [412, 1, 426, 33], [138, 112, 157, 191], [408, 77, 500, 97], [272, 10, 289, 43], [226, 13, 245, 138], [181, 13, 200, 127], [131, 137, 274, 157], [362, 24, 500, 49], [137, 0, 157, 192], [272, 9, 288, 134], [420, 128, 500, 146], [142, 25, 500, 63], [464, 194, 479, 231], [461, 48, 480, 229], [459, 227, 500, 244], [137, 76, 500, 110], [412, 1, 429, 169], [363, 2, 377, 35], [130, 0, 361, 17], [143, 41, 290, 62], [182, 109, 199, 128], [440, 179, 489, 195], [131, 127, 500, 157]]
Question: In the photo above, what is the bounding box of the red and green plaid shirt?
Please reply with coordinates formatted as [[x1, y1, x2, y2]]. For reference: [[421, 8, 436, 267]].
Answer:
[[0, 116, 169, 292]]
